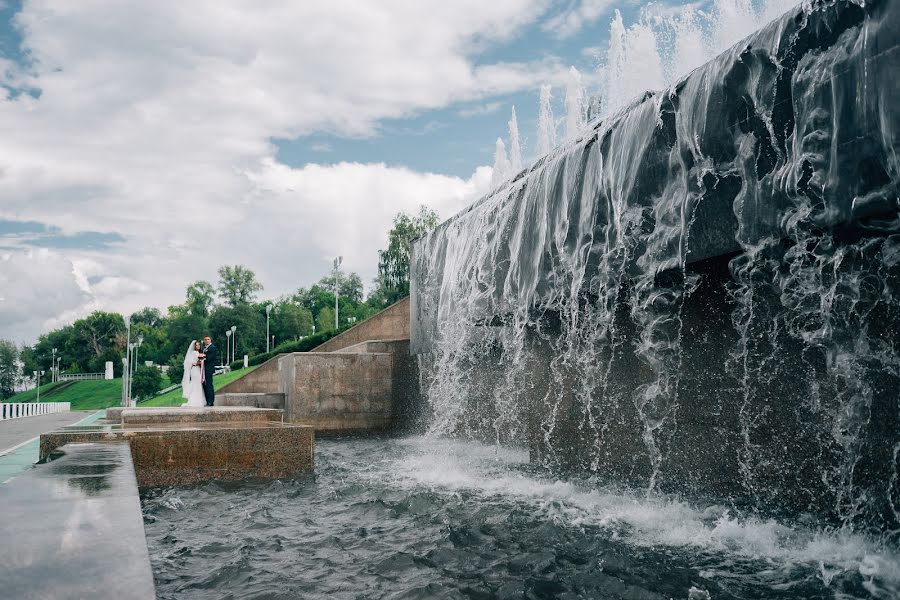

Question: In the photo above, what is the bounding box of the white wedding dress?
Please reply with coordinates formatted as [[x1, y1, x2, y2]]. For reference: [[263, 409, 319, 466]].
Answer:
[[181, 341, 207, 407]]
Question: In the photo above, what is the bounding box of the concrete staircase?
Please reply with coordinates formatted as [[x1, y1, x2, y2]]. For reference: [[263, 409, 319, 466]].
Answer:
[[218, 297, 419, 433]]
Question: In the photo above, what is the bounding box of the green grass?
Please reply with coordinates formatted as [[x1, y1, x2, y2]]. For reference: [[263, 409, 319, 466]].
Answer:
[[4, 381, 69, 403], [3, 379, 123, 410], [140, 367, 259, 407]]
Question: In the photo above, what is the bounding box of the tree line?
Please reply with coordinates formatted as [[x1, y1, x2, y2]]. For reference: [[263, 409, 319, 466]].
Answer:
[[0, 207, 438, 400]]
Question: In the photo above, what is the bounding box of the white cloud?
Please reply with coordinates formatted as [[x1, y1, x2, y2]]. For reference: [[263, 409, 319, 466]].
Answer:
[[0, 0, 554, 342], [458, 101, 504, 118], [543, 0, 616, 38]]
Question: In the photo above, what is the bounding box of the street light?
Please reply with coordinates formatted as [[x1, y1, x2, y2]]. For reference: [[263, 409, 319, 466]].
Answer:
[[51, 348, 57, 383], [56, 357, 61, 381], [333, 256, 343, 330], [231, 325, 237, 364], [225, 330, 232, 365], [123, 315, 132, 406], [34, 370, 44, 402], [266, 304, 273, 353]]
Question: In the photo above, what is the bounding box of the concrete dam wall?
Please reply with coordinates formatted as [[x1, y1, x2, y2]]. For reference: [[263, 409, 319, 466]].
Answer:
[[410, 0, 900, 533]]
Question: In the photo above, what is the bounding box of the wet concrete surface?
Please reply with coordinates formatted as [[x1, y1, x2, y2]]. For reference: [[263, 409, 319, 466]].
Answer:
[[0, 442, 156, 599]]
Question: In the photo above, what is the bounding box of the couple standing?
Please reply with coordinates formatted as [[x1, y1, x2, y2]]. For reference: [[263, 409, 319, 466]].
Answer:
[[181, 335, 218, 407]]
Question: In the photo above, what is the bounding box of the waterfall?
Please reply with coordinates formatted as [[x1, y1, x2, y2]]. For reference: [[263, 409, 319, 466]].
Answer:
[[508, 107, 522, 174], [536, 84, 556, 157], [411, 0, 900, 535]]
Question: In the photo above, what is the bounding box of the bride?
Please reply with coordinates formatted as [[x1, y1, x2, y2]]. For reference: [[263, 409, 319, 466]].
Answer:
[[181, 340, 206, 407]]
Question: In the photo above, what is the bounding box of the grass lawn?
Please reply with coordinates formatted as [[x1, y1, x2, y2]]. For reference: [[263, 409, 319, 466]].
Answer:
[[4, 379, 123, 410], [141, 367, 258, 407]]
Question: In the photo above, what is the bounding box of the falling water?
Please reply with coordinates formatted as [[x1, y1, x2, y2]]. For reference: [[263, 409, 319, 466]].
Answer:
[[411, 0, 900, 542]]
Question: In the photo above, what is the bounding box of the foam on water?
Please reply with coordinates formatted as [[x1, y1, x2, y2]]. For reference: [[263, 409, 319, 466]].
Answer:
[[382, 437, 900, 597]]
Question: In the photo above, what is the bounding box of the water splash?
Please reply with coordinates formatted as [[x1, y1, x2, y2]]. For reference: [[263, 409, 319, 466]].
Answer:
[[508, 106, 522, 174], [490, 137, 510, 189], [564, 66, 586, 141], [536, 83, 557, 157]]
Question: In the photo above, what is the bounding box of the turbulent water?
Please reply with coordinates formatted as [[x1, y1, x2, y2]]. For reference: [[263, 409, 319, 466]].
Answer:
[[143, 437, 900, 599]]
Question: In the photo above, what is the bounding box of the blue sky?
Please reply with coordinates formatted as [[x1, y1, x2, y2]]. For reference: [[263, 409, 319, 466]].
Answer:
[[0, 0, 791, 343]]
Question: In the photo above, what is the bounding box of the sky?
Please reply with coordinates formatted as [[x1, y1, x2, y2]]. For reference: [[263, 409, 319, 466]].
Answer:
[[0, 0, 792, 345]]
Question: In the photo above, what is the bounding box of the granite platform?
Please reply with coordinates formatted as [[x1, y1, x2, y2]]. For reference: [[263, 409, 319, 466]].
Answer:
[[43, 407, 313, 487], [0, 442, 156, 599]]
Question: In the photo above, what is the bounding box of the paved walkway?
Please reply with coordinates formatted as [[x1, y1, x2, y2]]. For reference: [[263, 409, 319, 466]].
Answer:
[[0, 410, 103, 482]]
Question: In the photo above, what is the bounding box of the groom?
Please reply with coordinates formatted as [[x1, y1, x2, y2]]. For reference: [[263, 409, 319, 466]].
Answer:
[[200, 335, 217, 406]]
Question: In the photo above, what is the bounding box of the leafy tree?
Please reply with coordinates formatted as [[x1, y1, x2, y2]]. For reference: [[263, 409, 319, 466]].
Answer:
[[209, 304, 265, 360], [217, 265, 263, 307], [186, 281, 216, 317], [317, 272, 364, 304], [167, 354, 185, 390], [271, 302, 314, 343], [372, 206, 439, 307], [131, 365, 163, 401], [130, 307, 163, 328], [165, 311, 209, 361], [316, 306, 335, 333], [0, 340, 19, 400]]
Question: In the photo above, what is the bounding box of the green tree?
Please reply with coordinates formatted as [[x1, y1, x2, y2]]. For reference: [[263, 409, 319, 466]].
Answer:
[[165, 311, 209, 362], [209, 304, 265, 360], [317, 272, 364, 304], [0, 340, 19, 400], [271, 302, 314, 343], [186, 281, 216, 317], [316, 306, 335, 333], [217, 265, 263, 307], [131, 365, 163, 401], [372, 206, 439, 307]]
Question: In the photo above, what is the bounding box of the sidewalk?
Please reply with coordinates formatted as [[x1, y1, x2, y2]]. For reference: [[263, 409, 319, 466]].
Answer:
[[0, 410, 104, 482]]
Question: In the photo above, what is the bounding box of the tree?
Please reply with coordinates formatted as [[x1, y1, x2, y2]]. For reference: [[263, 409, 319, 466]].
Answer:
[[317, 272, 364, 304], [316, 306, 335, 333], [271, 302, 314, 343], [209, 304, 265, 360], [217, 265, 263, 307], [372, 206, 439, 307], [165, 311, 209, 362], [186, 281, 216, 317], [0, 340, 19, 400], [131, 365, 163, 401]]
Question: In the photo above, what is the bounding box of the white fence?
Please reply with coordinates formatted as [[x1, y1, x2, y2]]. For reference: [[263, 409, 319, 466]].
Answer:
[[0, 402, 71, 420], [58, 373, 105, 381]]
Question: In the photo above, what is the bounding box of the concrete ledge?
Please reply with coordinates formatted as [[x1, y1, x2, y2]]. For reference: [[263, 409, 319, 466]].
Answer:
[[218, 392, 285, 409], [121, 406, 284, 427], [40, 422, 313, 488], [0, 442, 156, 599]]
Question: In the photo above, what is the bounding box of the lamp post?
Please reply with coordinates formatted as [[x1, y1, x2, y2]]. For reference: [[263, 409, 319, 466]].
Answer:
[[225, 330, 232, 365], [123, 315, 132, 406], [266, 304, 273, 353], [333, 256, 343, 330], [56, 357, 61, 381], [51, 348, 57, 383], [34, 370, 44, 402], [231, 325, 237, 364]]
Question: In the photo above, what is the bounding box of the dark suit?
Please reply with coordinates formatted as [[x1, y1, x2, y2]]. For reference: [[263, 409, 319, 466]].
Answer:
[[202, 343, 217, 406]]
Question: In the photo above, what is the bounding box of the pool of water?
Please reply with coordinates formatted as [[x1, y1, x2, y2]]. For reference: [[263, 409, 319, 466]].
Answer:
[[142, 437, 900, 599]]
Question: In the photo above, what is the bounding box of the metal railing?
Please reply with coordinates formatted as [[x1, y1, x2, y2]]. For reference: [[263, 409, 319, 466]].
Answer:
[[0, 402, 71, 420], [58, 373, 104, 381]]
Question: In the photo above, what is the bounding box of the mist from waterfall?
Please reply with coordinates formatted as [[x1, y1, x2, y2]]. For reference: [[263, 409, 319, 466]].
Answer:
[[536, 84, 556, 157], [490, 137, 510, 189], [564, 67, 586, 141]]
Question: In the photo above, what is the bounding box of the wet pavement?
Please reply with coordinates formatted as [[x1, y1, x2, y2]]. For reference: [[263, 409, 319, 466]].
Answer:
[[0, 442, 156, 599]]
